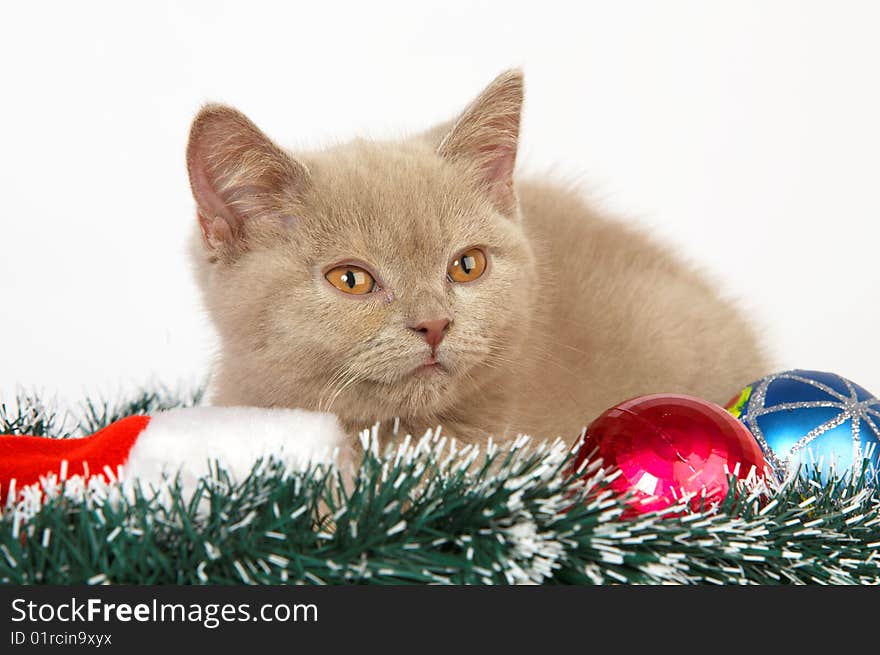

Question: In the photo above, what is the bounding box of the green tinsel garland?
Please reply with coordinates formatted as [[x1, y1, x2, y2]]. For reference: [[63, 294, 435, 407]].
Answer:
[[1, 388, 878, 585]]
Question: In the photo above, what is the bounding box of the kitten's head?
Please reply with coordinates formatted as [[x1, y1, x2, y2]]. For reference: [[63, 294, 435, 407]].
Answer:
[[187, 70, 537, 427]]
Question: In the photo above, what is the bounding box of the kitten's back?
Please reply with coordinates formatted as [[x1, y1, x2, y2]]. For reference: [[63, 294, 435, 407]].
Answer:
[[510, 179, 769, 438]]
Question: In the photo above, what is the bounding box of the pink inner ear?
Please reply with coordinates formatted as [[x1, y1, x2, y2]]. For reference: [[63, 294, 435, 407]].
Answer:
[[190, 153, 235, 224], [189, 149, 242, 248], [484, 146, 515, 184], [482, 146, 516, 209], [198, 214, 234, 247]]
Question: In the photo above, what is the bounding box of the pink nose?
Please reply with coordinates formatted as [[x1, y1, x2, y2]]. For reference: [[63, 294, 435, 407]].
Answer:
[[410, 318, 450, 349]]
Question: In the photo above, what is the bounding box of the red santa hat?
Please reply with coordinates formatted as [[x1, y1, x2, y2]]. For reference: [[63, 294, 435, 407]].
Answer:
[[0, 406, 346, 504]]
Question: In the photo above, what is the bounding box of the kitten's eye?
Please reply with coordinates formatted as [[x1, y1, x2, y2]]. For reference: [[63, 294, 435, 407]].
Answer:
[[448, 248, 487, 283], [325, 265, 377, 295]]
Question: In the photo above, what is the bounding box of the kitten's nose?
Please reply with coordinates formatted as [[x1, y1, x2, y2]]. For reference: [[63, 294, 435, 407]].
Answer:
[[410, 318, 451, 349]]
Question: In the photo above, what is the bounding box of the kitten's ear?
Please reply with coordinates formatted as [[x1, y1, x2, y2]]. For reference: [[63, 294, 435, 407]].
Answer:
[[437, 69, 523, 216], [186, 104, 309, 254]]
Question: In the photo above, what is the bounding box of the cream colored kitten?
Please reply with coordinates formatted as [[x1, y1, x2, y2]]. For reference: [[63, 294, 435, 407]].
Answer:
[[186, 70, 769, 455]]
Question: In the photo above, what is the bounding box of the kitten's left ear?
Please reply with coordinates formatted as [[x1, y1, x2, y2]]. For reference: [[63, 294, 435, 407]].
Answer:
[[437, 69, 523, 217], [186, 104, 309, 256]]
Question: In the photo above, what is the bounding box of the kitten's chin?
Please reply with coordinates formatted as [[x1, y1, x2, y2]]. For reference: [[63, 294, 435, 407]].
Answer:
[[404, 363, 452, 388], [380, 363, 461, 414], [411, 355, 445, 378], [412, 363, 443, 377]]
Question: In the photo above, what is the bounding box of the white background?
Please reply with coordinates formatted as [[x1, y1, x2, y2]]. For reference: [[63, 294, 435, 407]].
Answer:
[[1, 0, 878, 408]]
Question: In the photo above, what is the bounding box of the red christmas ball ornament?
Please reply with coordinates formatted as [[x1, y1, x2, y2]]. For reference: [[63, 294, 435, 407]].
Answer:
[[572, 394, 767, 515]]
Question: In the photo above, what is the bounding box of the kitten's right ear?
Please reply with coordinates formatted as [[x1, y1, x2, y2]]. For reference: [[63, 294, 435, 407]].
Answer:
[[435, 70, 524, 217], [186, 104, 309, 254]]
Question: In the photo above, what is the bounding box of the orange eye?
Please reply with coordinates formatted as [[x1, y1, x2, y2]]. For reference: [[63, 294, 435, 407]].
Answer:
[[325, 265, 377, 295], [448, 248, 487, 283]]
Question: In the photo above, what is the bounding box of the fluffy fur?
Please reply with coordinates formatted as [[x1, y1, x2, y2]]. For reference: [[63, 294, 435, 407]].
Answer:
[[186, 70, 770, 451]]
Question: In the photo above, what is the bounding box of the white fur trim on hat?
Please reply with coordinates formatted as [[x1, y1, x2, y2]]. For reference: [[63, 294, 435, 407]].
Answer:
[[122, 406, 346, 496]]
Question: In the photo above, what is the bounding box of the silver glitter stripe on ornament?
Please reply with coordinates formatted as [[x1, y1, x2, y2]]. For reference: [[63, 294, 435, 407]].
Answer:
[[740, 376, 784, 473], [750, 400, 847, 416], [842, 395, 880, 470], [842, 376, 859, 403], [787, 411, 850, 461], [853, 410, 862, 466], [782, 373, 850, 402]]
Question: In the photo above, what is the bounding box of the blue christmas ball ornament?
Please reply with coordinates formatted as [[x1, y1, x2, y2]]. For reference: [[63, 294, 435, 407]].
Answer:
[[726, 370, 880, 482]]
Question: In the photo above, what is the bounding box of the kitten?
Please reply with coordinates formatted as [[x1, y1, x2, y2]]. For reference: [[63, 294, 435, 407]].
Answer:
[[186, 69, 769, 457]]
